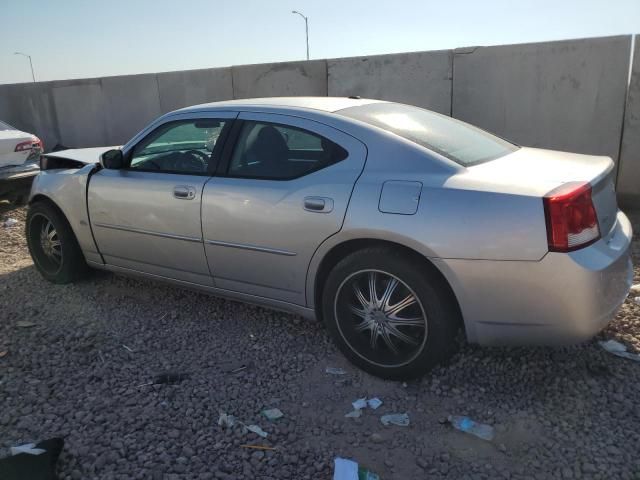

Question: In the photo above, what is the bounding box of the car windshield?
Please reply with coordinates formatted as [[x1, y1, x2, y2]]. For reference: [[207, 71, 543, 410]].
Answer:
[[338, 103, 518, 166], [0, 120, 16, 131]]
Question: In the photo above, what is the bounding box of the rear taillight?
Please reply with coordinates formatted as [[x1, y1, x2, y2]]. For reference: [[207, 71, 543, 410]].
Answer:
[[543, 182, 600, 252], [14, 140, 33, 152], [14, 136, 43, 153], [33, 136, 43, 151]]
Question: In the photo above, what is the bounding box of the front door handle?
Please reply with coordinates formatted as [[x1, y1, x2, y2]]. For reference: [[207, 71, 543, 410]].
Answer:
[[174, 185, 196, 200], [304, 196, 334, 213]]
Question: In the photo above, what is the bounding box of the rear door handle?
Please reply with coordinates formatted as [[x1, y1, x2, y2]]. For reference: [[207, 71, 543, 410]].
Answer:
[[304, 196, 333, 213], [174, 185, 196, 200]]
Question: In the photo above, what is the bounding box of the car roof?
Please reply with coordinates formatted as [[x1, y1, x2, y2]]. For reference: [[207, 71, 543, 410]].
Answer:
[[176, 96, 387, 114]]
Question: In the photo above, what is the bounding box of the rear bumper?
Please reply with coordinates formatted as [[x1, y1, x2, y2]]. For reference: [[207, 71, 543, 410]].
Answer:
[[433, 211, 634, 346], [0, 160, 40, 198]]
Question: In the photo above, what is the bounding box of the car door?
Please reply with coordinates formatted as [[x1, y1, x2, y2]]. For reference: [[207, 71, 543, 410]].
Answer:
[[202, 112, 367, 305], [88, 112, 236, 285]]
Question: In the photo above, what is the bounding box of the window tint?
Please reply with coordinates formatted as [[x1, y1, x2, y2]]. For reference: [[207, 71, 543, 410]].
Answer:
[[129, 119, 227, 174], [338, 103, 518, 166], [228, 121, 348, 180]]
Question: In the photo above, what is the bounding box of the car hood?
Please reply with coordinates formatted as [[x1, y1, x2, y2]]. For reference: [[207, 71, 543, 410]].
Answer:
[[43, 146, 121, 165]]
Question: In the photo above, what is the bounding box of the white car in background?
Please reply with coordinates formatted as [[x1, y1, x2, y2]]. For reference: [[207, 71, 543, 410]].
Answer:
[[0, 120, 42, 202], [0, 120, 43, 168]]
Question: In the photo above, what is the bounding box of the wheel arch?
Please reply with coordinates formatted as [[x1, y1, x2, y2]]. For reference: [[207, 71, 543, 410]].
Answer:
[[28, 193, 81, 248], [311, 237, 463, 330]]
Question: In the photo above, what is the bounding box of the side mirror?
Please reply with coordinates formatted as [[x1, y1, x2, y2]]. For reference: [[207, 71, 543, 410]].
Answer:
[[100, 149, 124, 169]]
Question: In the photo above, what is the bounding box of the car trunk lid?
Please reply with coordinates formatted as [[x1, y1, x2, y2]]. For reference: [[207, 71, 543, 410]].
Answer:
[[460, 147, 618, 236]]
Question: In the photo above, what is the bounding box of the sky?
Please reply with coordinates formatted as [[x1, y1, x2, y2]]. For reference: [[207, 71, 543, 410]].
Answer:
[[1, 0, 639, 85]]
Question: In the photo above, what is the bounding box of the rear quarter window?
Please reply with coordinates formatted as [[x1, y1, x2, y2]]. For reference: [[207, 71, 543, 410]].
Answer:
[[338, 103, 518, 166]]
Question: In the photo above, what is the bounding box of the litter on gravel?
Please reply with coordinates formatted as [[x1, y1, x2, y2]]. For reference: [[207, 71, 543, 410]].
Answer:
[[244, 424, 269, 438], [599, 339, 640, 362], [344, 409, 362, 419], [352, 398, 367, 410], [1, 438, 65, 480], [633, 296, 640, 306], [630, 284, 640, 294], [448, 415, 495, 441], [15, 321, 36, 328], [2, 218, 18, 228], [261, 408, 284, 421], [333, 457, 380, 480], [325, 367, 347, 375], [10, 443, 46, 456], [352, 397, 383, 411], [380, 413, 410, 427], [218, 413, 238, 428]]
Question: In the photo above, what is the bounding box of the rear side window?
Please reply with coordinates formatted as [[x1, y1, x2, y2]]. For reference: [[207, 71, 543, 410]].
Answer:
[[338, 103, 518, 166], [228, 121, 348, 180]]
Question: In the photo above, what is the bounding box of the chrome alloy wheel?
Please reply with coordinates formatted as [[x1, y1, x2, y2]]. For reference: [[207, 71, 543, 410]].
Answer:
[[29, 213, 63, 274], [334, 269, 428, 368]]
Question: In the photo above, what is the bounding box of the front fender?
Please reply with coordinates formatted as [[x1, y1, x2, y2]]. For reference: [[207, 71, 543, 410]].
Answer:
[[29, 165, 103, 264]]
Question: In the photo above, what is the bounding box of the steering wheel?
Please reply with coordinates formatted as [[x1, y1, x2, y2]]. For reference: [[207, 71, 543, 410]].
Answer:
[[176, 150, 208, 172]]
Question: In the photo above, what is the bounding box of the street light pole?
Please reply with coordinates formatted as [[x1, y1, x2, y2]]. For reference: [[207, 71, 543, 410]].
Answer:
[[291, 10, 309, 60], [14, 52, 36, 82]]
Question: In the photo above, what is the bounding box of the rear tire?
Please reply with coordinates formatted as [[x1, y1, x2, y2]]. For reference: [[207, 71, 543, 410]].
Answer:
[[322, 247, 460, 380], [26, 201, 88, 284]]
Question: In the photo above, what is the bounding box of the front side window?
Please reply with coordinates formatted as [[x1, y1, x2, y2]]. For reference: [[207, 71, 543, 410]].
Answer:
[[129, 119, 227, 174], [227, 121, 348, 180], [338, 103, 518, 166]]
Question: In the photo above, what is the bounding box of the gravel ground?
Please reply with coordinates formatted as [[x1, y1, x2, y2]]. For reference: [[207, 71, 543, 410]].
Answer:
[[1, 203, 639, 480]]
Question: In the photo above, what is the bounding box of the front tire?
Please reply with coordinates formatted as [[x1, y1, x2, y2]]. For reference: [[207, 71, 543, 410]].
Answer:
[[26, 201, 88, 284], [322, 247, 460, 379]]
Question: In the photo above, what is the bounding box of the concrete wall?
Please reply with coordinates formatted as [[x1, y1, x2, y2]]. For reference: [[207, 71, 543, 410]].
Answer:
[[1, 34, 638, 203], [617, 35, 640, 207], [231, 60, 327, 99], [156, 67, 233, 113], [452, 36, 631, 170], [328, 50, 452, 114]]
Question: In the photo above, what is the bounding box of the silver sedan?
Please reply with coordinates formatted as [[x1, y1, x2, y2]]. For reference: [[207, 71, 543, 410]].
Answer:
[[26, 97, 633, 379]]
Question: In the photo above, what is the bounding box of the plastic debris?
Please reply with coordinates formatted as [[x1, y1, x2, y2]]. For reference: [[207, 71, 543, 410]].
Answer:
[[599, 339, 640, 362], [352, 398, 367, 410], [245, 424, 268, 438], [262, 408, 284, 421], [2, 218, 18, 228], [380, 413, 410, 427], [16, 321, 36, 328], [1, 438, 64, 479], [448, 415, 495, 441], [10, 443, 46, 456], [326, 367, 347, 375], [217, 413, 237, 428], [333, 457, 380, 480], [630, 284, 640, 294], [350, 397, 383, 415]]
